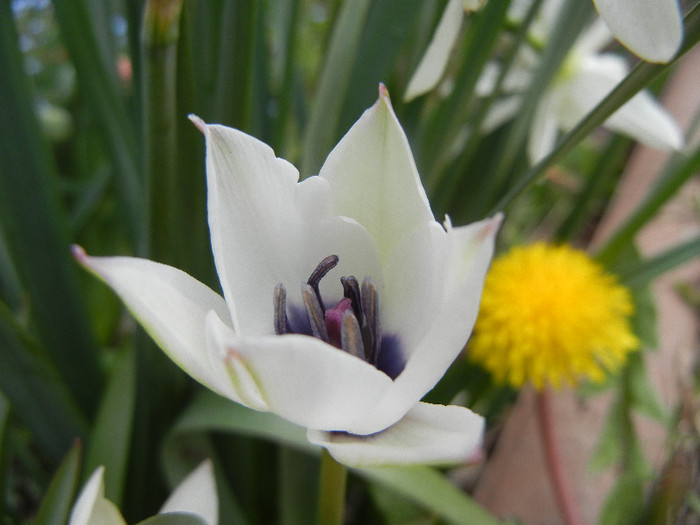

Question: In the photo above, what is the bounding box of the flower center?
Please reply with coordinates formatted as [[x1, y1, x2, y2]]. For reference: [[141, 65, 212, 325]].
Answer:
[[273, 255, 402, 377]]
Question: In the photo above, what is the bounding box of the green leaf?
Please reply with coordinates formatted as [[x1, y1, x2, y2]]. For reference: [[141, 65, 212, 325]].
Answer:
[[0, 0, 102, 418], [0, 301, 88, 464], [136, 513, 206, 525], [84, 346, 137, 507], [598, 473, 645, 525], [33, 441, 83, 525], [626, 353, 668, 425], [301, 0, 372, 175], [358, 466, 502, 525], [52, 0, 145, 250], [0, 391, 9, 517]]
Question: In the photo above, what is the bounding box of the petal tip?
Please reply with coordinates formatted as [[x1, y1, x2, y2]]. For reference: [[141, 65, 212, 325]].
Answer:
[[378, 82, 390, 100], [71, 244, 88, 264], [188, 114, 207, 134]]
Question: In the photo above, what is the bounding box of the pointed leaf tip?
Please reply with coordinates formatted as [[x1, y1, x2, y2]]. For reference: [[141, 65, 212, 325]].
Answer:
[[378, 83, 390, 100]]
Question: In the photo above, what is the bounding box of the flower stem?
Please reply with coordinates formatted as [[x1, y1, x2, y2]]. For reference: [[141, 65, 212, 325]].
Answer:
[[536, 388, 586, 525], [316, 449, 347, 525]]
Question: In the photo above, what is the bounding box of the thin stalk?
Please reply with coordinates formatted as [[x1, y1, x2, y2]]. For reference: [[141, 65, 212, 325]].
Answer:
[[316, 449, 347, 525], [490, 2, 700, 216], [142, 0, 184, 265], [536, 388, 586, 525]]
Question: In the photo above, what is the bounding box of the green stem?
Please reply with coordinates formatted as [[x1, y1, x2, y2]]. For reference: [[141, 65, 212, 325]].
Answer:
[[316, 449, 348, 525]]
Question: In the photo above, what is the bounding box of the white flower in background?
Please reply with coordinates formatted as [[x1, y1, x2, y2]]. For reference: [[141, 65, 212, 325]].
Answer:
[[404, 0, 485, 101], [69, 460, 217, 525], [405, 0, 683, 103], [593, 0, 683, 63], [477, 13, 684, 164], [74, 86, 501, 467]]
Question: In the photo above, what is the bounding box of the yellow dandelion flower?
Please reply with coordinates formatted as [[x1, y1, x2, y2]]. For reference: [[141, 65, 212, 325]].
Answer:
[[469, 242, 638, 390]]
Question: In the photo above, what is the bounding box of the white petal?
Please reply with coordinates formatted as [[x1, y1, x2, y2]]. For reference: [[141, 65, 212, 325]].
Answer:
[[404, 0, 465, 101], [359, 215, 502, 432], [308, 402, 484, 467], [606, 91, 684, 151], [160, 460, 218, 525], [192, 117, 382, 336], [561, 55, 684, 151], [205, 313, 395, 434], [73, 247, 238, 401], [528, 92, 561, 164], [593, 0, 682, 63], [319, 87, 435, 264], [69, 467, 126, 525]]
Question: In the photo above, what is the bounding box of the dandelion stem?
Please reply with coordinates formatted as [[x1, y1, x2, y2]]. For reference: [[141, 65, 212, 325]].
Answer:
[[316, 449, 347, 525], [536, 387, 586, 525]]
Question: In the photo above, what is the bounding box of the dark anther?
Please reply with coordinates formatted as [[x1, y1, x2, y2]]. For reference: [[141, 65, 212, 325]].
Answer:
[[301, 283, 329, 342], [273, 283, 289, 335], [340, 276, 363, 324], [340, 309, 364, 359], [362, 277, 381, 364], [307, 255, 339, 312]]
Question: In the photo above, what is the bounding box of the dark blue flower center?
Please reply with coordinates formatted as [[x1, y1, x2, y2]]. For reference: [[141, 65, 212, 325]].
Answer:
[[273, 255, 405, 379]]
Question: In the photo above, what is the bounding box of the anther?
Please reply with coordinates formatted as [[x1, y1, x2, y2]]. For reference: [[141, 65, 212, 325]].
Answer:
[[340, 276, 363, 324], [301, 283, 329, 342], [340, 310, 364, 359], [361, 277, 381, 363], [307, 255, 339, 312], [273, 283, 289, 335]]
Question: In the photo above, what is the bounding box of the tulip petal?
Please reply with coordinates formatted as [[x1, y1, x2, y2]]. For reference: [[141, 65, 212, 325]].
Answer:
[[73, 248, 239, 401], [69, 467, 126, 525], [360, 215, 501, 431], [319, 87, 435, 263], [206, 313, 395, 434], [404, 0, 465, 102], [561, 55, 683, 151], [593, 0, 682, 63], [193, 117, 382, 336], [160, 460, 218, 525], [308, 402, 484, 467]]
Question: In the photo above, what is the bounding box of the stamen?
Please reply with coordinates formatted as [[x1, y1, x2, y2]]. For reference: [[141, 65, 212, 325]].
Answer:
[[307, 255, 339, 312], [340, 309, 364, 359], [340, 275, 363, 324], [362, 277, 381, 364], [273, 283, 289, 335], [301, 283, 329, 342]]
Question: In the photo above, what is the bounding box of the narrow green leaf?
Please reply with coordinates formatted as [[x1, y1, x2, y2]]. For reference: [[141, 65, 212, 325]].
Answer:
[[52, 0, 145, 250], [358, 466, 502, 525], [0, 0, 102, 417], [0, 302, 88, 464], [212, 0, 259, 131], [164, 390, 311, 453], [597, 146, 700, 266], [85, 346, 137, 507], [617, 235, 700, 289], [301, 0, 372, 175], [33, 441, 83, 525], [0, 391, 9, 518]]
